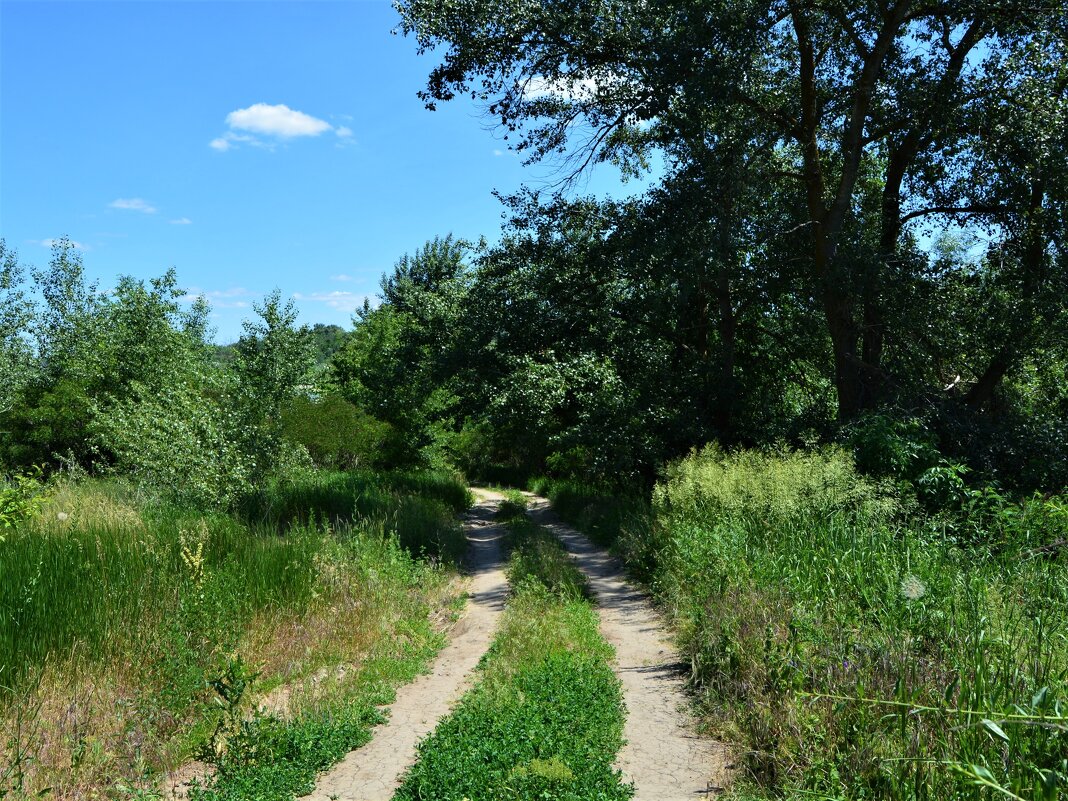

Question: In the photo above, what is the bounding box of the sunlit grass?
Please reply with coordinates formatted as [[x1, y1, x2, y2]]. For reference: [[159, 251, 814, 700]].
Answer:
[[540, 447, 1068, 800], [394, 514, 629, 801], [0, 469, 469, 798]]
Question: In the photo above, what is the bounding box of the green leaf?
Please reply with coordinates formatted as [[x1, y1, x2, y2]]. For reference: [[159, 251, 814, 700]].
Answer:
[[981, 719, 1010, 743], [1032, 686, 1048, 710]]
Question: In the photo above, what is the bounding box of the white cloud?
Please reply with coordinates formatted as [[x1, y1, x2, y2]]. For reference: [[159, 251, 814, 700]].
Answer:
[[330, 273, 354, 282], [493, 148, 505, 157], [35, 238, 90, 251], [210, 132, 266, 152], [212, 103, 353, 151], [109, 197, 157, 214], [227, 103, 331, 138], [292, 290, 370, 313], [180, 287, 252, 309], [170, 217, 193, 225]]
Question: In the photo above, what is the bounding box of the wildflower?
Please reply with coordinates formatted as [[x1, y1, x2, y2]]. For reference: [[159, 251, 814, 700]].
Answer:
[[901, 575, 926, 601], [57, 512, 70, 521]]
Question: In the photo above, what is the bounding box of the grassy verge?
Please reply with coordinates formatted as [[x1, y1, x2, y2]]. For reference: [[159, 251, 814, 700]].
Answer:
[[394, 501, 632, 801], [0, 469, 468, 799], [527, 478, 649, 558], [533, 449, 1068, 800]]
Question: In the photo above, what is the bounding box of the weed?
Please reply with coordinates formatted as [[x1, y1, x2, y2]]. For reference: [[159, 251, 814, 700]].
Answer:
[[0, 468, 467, 797]]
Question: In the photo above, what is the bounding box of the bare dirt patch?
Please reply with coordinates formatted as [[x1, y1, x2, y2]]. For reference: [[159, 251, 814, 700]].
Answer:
[[526, 495, 733, 800], [304, 489, 509, 801]]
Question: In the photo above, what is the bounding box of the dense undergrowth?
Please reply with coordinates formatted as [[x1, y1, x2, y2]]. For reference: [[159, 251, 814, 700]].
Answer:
[[533, 447, 1068, 800], [0, 468, 469, 799], [394, 498, 631, 801]]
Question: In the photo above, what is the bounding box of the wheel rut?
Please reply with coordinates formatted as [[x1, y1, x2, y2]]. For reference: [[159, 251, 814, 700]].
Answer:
[[526, 495, 731, 800], [304, 490, 508, 801], [306, 489, 729, 801]]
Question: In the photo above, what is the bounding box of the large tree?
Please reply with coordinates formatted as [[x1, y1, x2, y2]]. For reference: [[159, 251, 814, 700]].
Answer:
[[395, 0, 1066, 419]]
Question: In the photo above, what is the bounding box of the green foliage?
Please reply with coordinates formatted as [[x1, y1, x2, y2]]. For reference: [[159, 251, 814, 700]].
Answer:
[[280, 394, 393, 470], [847, 412, 940, 482], [231, 290, 316, 475], [0, 241, 34, 420], [306, 323, 349, 366], [551, 446, 1068, 800], [95, 380, 253, 509], [190, 703, 381, 801], [397, 0, 1068, 427], [0, 468, 465, 690], [654, 444, 900, 531], [0, 468, 48, 538], [495, 489, 527, 522], [397, 651, 628, 801], [505, 518, 589, 602], [331, 236, 471, 468], [0, 467, 464, 796]]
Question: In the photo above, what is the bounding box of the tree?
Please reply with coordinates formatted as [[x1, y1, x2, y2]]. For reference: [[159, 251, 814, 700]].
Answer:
[[231, 290, 315, 472], [332, 236, 471, 464], [395, 0, 1065, 419], [0, 241, 34, 422]]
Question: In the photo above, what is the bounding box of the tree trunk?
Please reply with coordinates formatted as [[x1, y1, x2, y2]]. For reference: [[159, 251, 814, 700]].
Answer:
[[714, 272, 738, 434], [823, 285, 864, 419], [964, 347, 1014, 411]]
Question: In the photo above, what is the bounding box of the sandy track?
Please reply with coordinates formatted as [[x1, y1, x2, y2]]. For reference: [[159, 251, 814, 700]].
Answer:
[[527, 496, 731, 800], [304, 490, 508, 801]]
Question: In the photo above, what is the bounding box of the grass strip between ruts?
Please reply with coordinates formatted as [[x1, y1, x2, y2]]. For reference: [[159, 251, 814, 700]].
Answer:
[[393, 501, 633, 801]]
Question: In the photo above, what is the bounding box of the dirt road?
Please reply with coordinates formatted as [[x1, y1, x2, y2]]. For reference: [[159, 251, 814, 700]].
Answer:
[[304, 490, 508, 801], [527, 496, 731, 800]]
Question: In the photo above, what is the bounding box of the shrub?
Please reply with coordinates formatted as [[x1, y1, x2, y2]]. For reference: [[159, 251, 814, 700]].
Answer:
[[281, 395, 393, 470], [0, 467, 48, 537], [94, 380, 253, 509]]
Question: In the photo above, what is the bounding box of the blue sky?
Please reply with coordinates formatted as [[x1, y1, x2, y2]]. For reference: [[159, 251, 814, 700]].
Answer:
[[0, 1, 647, 342]]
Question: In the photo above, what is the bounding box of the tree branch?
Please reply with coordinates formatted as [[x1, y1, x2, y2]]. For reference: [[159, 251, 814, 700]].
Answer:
[[901, 204, 1010, 223]]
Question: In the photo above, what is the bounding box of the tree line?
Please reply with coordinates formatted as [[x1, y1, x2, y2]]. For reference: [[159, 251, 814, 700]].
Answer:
[[346, 0, 1066, 488], [2, 0, 1065, 500]]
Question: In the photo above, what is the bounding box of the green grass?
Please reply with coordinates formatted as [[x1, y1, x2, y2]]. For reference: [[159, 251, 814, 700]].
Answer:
[[0, 468, 469, 798], [393, 514, 631, 801], [237, 469, 472, 561], [189, 603, 445, 801], [528, 477, 648, 552], [504, 517, 590, 602], [495, 489, 528, 522], [539, 446, 1068, 800]]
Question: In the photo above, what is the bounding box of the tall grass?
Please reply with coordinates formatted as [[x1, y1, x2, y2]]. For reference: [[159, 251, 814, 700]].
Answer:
[[539, 446, 1068, 800], [0, 468, 469, 797]]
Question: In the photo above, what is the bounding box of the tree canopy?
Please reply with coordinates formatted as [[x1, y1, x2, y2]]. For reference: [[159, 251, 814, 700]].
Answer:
[[395, 0, 1067, 424]]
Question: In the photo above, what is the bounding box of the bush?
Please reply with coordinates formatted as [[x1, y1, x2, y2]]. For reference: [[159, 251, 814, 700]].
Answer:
[[94, 380, 253, 509], [0, 467, 48, 537], [281, 394, 394, 470], [548, 445, 1068, 799]]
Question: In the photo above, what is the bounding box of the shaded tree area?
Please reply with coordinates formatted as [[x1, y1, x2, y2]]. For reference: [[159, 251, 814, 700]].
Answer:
[[333, 0, 1067, 489]]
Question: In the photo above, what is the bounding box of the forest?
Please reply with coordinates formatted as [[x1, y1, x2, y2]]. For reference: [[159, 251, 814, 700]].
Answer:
[[1, 1, 1066, 799]]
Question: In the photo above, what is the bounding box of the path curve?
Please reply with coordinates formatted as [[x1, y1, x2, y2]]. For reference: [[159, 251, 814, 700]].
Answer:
[[526, 496, 731, 800], [304, 490, 508, 801]]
